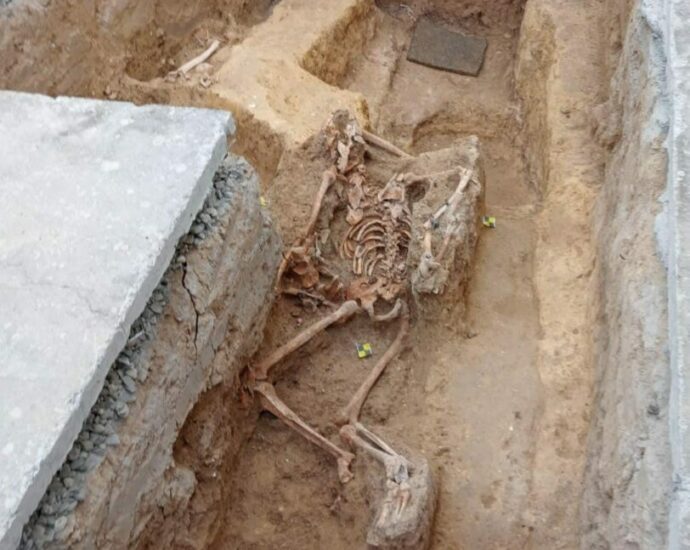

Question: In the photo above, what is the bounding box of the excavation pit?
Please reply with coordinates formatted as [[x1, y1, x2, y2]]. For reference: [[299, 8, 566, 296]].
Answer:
[[0, 0, 688, 548]]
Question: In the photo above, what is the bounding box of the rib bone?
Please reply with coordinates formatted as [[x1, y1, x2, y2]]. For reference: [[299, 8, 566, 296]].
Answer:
[[255, 382, 355, 483]]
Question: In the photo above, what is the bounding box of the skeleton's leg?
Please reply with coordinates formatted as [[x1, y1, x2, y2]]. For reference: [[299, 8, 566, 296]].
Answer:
[[340, 424, 413, 520], [340, 423, 413, 476], [255, 382, 355, 483], [253, 300, 360, 380], [362, 129, 412, 159], [338, 304, 410, 425]]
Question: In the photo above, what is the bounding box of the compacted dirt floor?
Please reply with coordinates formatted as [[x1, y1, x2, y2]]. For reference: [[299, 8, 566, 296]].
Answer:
[[1, 0, 607, 547], [213, 5, 545, 549]]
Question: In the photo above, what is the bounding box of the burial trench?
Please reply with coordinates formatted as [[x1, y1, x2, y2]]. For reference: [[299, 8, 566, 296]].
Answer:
[[0, 0, 687, 548]]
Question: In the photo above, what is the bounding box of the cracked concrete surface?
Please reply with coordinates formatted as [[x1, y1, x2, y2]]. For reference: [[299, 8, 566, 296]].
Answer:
[[0, 92, 232, 550]]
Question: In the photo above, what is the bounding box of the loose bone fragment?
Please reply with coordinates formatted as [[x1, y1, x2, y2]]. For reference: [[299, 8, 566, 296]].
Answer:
[[171, 39, 220, 77], [362, 129, 413, 159], [338, 303, 410, 425], [255, 382, 355, 483], [252, 300, 360, 380]]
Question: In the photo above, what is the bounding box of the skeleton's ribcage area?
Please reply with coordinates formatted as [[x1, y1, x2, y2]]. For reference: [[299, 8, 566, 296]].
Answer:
[[340, 202, 412, 281]]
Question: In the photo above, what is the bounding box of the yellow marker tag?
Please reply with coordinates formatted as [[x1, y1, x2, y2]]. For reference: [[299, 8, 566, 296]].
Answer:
[[482, 215, 496, 228], [356, 343, 373, 359], [259, 196, 267, 207]]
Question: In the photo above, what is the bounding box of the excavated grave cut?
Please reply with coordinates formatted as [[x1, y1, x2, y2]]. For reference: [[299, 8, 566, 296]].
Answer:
[[0, 0, 684, 548]]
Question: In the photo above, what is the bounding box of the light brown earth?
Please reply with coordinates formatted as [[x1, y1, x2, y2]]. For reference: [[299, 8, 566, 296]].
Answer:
[[210, 1, 604, 548], [1, 0, 611, 548]]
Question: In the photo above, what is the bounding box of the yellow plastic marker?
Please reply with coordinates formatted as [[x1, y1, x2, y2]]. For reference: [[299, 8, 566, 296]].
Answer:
[[356, 343, 373, 359], [482, 215, 496, 228]]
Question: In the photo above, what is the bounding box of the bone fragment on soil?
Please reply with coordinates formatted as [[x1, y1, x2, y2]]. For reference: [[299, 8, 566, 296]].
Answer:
[[252, 300, 360, 380], [254, 382, 355, 483], [362, 128, 413, 158], [171, 39, 220, 77]]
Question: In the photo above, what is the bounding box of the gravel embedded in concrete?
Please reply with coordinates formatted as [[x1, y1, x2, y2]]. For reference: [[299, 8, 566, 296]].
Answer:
[[0, 91, 233, 550], [18, 155, 249, 549]]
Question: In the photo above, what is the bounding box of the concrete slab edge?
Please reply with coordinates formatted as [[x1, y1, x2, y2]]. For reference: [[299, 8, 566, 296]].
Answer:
[[665, 0, 690, 548], [0, 96, 233, 550]]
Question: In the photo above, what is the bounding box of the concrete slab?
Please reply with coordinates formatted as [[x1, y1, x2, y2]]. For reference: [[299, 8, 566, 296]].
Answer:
[[407, 18, 487, 77], [0, 91, 232, 550]]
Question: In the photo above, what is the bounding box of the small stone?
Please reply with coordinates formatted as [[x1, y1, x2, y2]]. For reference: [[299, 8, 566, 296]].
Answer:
[[32, 524, 48, 542], [122, 375, 137, 393], [137, 366, 149, 382], [90, 433, 107, 445], [120, 388, 136, 403], [92, 423, 111, 435], [150, 302, 164, 314], [106, 433, 120, 446], [117, 356, 133, 369], [191, 223, 205, 235], [49, 477, 64, 493], [54, 516, 68, 532], [86, 454, 103, 471], [71, 458, 87, 472], [72, 486, 87, 502], [62, 477, 75, 489], [37, 514, 55, 528], [115, 401, 129, 418], [647, 403, 660, 417], [67, 447, 80, 462], [81, 439, 94, 452], [60, 498, 78, 514]]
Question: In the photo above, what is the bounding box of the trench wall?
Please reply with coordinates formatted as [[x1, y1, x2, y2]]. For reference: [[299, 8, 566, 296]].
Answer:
[[580, 1, 673, 548], [19, 157, 281, 550], [0, 0, 265, 96]]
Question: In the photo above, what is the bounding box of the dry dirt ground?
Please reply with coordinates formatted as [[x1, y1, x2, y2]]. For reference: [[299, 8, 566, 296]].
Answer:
[[1, 0, 607, 547], [213, 5, 545, 549]]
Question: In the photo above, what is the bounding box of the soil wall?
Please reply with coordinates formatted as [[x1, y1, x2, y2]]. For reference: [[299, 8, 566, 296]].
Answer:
[[0, 0, 270, 96], [581, 1, 673, 548]]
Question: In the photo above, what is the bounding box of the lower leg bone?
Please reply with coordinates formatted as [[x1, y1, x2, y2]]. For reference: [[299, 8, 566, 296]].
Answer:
[[340, 424, 413, 522], [253, 300, 360, 380], [255, 382, 355, 483], [338, 303, 410, 425], [340, 423, 413, 478]]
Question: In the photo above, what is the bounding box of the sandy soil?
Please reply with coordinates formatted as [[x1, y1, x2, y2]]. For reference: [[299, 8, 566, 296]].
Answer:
[[213, 5, 549, 549], [0, 0, 608, 547]]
